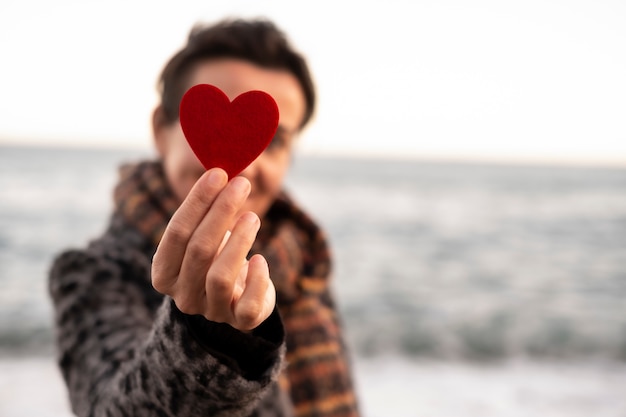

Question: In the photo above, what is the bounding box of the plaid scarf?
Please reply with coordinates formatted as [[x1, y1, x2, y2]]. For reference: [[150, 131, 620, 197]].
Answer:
[[113, 160, 359, 417]]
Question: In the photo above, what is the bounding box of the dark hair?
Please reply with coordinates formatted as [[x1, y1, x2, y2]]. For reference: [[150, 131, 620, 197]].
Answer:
[[157, 19, 316, 129]]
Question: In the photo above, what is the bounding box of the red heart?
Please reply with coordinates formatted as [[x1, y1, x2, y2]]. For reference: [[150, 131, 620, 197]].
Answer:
[[179, 84, 279, 178]]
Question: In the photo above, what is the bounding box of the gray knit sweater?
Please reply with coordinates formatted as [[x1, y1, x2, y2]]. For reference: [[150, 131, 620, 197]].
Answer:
[[49, 216, 291, 417]]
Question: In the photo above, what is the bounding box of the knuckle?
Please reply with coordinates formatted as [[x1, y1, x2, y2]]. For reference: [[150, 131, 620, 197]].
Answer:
[[237, 301, 262, 329], [151, 276, 167, 293], [191, 188, 213, 207], [166, 222, 192, 243], [167, 220, 191, 241], [186, 235, 220, 262], [214, 195, 241, 217], [174, 294, 200, 315], [151, 271, 174, 295], [206, 272, 233, 295], [186, 240, 211, 261]]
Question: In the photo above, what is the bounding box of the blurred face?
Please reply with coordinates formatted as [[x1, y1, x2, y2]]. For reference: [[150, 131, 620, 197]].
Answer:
[[153, 58, 306, 217]]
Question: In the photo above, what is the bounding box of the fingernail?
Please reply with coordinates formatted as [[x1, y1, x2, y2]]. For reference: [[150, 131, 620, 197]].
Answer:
[[207, 169, 225, 186], [240, 211, 259, 226], [231, 176, 251, 194]]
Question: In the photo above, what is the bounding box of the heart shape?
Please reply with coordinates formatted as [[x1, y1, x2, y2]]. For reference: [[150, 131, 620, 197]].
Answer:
[[179, 84, 279, 178]]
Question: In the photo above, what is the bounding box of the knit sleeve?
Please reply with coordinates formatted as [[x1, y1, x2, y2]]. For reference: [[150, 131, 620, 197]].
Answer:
[[49, 243, 286, 417]]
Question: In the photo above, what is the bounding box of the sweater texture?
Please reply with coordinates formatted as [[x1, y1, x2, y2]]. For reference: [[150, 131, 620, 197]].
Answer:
[[49, 160, 359, 417]]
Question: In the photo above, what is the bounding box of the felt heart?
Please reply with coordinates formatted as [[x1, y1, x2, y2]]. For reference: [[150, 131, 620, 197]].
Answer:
[[179, 84, 279, 178]]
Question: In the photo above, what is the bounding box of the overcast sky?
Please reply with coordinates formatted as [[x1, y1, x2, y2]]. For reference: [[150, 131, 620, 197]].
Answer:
[[1, 0, 625, 165]]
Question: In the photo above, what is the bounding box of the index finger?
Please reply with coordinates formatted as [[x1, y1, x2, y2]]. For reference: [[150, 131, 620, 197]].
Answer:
[[152, 168, 228, 289]]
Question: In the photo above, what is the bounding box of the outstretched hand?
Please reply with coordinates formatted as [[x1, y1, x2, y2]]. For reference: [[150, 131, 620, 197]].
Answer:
[[151, 168, 276, 332]]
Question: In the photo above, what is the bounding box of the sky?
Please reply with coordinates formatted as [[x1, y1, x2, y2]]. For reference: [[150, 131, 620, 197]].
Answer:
[[1, 0, 625, 165]]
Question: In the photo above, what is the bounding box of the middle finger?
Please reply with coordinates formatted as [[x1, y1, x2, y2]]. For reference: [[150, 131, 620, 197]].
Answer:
[[177, 176, 251, 292]]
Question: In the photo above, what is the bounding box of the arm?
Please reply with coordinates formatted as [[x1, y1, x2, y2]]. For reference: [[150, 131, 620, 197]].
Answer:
[[49, 244, 284, 417], [49, 168, 284, 416]]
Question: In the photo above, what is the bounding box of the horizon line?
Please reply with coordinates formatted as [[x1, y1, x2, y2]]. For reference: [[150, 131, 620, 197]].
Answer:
[[1, 137, 625, 170]]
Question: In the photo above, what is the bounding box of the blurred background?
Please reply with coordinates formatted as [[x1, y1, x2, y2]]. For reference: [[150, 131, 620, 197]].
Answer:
[[1, 1, 625, 416]]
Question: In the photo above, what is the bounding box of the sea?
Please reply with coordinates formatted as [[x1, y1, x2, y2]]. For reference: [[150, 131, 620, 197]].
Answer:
[[1, 144, 626, 416]]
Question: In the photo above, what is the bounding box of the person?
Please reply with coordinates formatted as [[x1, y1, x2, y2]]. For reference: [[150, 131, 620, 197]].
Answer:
[[49, 18, 360, 417]]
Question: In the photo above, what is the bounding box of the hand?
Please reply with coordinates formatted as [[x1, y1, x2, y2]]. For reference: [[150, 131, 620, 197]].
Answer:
[[151, 168, 276, 331]]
